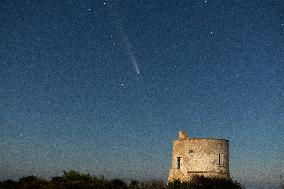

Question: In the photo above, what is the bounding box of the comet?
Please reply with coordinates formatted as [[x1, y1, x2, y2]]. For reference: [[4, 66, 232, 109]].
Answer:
[[117, 19, 140, 75], [110, 3, 140, 75]]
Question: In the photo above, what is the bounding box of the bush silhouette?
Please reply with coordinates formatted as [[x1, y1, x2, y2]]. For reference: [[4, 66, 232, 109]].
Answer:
[[168, 175, 243, 189], [109, 179, 128, 189], [140, 180, 167, 189], [18, 176, 47, 189], [129, 180, 139, 189], [0, 179, 18, 189], [0, 171, 244, 189], [61, 170, 92, 182]]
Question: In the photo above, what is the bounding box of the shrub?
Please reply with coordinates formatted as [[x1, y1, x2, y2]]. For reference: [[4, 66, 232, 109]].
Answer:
[[18, 176, 47, 189], [0, 171, 244, 189], [62, 170, 92, 182], [129, 180, 139, 189], [140, 180, 167, 189], [168, 176, 244, 189], [109, 179, 128, 189], [0, 179, 18, 189]]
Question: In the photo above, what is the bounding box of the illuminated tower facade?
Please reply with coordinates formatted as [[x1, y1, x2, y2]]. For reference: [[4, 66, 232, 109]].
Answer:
[[168, 131, 230, 182]]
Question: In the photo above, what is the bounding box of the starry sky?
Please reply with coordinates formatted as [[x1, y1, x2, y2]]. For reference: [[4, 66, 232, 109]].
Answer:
[[0, 0, 283, 188]]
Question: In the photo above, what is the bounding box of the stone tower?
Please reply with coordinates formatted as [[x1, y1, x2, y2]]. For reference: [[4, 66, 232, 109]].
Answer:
[[168, 131, 230, 182]]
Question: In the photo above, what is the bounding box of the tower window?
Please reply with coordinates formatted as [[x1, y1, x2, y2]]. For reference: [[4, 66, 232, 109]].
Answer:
[[189, 150, 193, 153], [177, 157, 181, 169], [217, 153, 224, 166]]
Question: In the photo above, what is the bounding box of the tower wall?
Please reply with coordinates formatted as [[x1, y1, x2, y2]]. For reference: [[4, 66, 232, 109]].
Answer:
[[168, 131, 229, 182]]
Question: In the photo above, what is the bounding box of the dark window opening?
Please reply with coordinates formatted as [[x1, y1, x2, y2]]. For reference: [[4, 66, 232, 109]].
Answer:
[[177, 157, 181, 169], [217, 153, 224, 166], [189, 150, 193, 153]]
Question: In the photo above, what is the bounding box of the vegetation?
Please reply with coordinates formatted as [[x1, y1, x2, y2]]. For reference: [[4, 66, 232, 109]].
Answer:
[[168, 176, 243, 189], [0, 170, 244, 189]]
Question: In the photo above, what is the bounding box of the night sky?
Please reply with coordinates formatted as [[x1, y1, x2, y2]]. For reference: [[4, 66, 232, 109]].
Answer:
[[0, 0, 283, 188]]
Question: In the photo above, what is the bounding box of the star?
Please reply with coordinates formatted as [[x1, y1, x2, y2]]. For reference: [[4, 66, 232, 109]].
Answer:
[[204, 0, 207, 3], [121, 83, 125, 86], [88, 8, 91, 11]]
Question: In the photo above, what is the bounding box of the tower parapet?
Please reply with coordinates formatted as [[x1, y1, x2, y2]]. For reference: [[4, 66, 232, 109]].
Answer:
[[178, 130, 189, 139]]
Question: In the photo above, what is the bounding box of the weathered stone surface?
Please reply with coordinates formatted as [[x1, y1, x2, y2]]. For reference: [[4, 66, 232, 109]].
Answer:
[[168, 131, 230, 182]]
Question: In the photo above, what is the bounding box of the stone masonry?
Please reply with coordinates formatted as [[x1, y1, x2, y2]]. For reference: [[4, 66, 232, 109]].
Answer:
[[168, 131, 230, 182]]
